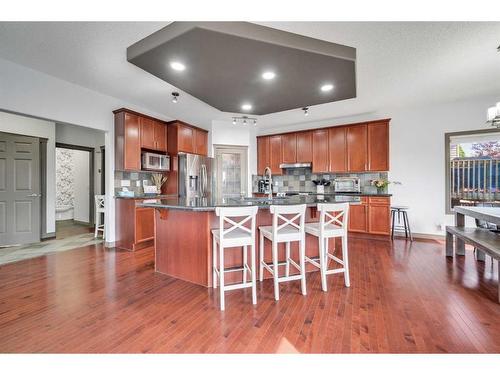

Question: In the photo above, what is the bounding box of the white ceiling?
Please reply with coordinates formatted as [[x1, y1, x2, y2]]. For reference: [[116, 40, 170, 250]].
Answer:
[[0, 21, 499, 131]]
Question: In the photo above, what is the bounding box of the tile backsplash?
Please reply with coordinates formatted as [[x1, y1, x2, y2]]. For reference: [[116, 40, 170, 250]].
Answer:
[[114, 171, 156, 195], [252, 168, 388, 194]]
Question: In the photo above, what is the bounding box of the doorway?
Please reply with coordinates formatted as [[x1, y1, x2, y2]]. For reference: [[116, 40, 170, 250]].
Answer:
[[55, 143, 94, 239], [214, 145, 248, 199]]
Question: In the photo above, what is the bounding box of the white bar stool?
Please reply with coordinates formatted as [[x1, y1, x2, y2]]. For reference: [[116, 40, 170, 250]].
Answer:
[[305, 203, 350, 291], [94, 195, 106, 239], [259, 204, 307, 301], [212, 206, 258, 311]]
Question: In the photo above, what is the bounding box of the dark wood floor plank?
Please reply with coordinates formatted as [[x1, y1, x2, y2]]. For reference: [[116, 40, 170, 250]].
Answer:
[[0, 235, 499, 353]]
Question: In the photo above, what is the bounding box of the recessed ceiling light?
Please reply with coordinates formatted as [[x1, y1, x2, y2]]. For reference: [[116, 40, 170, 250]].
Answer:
[[170, 61, 186, 71], [320, 83, 334, 92], [241, 103, 252, 111], [262, 71, 276, 80]]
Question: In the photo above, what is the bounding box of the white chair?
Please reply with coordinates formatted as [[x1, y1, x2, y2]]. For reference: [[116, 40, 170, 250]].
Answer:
[[212, 206, 259, 311], [94, 195, 106, 239], [259, 204, 307, 301], [305, 203, 350, 292]]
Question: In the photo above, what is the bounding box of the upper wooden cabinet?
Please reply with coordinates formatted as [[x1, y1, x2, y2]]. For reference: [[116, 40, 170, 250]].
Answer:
[[328, 127, 347, 172], [367, 120, 389, 171], [140, 118, 167, 152], [167, 121, 208, 156], [282, 133, 297, 163], [312, 129, 329, 173], [269, 135, 283, 175], [114, 110, 141, 171], [256, 118, 390, 174], [257, 136, 270, 175], [296, 131, 313, 162], [347, 124, 368, 172]]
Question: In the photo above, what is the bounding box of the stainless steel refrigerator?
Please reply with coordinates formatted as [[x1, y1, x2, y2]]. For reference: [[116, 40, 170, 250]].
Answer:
[[178, 153, 216, 200]]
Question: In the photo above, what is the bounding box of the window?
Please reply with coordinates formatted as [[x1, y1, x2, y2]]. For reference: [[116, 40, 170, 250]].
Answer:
[[445, 130, 500, 213]]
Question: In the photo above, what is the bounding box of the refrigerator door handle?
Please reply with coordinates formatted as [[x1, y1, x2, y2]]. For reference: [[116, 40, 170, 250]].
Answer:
[[201, 164, 207, 197]]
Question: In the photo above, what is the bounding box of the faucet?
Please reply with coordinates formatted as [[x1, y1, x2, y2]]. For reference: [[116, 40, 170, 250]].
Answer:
[[263, 166, 273, 199]]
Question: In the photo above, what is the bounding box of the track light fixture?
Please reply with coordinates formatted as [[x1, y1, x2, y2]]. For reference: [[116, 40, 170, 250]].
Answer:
[[232, 116, 257, 126], [302, 107, 309, 116], [171, 92, 180, 103]]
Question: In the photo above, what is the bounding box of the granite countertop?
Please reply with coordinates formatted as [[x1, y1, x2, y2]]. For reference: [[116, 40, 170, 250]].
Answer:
[[137, 194, 362, 211], [253, 191, 392, 197]]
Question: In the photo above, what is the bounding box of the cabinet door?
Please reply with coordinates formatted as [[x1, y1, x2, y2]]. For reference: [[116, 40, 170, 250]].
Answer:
[[124, 113, 141, 171], [269, 135, 282, 175], [282, 133, 297, 163], [296, 131, 313, 162], [328, 127, 347, 172], [154, 122, 167, 152], [257, 136, 270, 175], [194, 129, 208, 156], [368, 197, 391, 235], [312, 129, 329, 173], [347, 124, 368, 172], [140, 117, 155, 150], [368, 121, 389, 171], [348, 203, 368, 233], [177, 124, 195, 153], [135, 207, 155, 243]]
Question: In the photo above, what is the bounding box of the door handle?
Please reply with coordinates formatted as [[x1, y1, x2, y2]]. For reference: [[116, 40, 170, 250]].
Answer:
[[26, 193, 40, 198]]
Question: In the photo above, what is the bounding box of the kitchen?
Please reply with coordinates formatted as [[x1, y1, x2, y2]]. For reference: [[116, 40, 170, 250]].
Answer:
[[1, 18, 500, 361]]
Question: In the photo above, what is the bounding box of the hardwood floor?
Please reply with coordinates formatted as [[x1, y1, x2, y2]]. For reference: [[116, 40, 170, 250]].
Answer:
[[0, 235, 499, 353]]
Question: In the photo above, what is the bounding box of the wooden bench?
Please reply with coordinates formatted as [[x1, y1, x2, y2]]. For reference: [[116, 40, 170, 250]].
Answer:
[[446, 225, 500, 302]]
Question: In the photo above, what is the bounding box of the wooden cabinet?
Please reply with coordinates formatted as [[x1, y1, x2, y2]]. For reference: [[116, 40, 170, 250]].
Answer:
[[140, 117, 156, 150], [154, 121, 167, 152], [368, 197, 391, 235], [114, 111, 141, 171], [312, 129, 329, 173], [349, 197, 368, 233], [348, 196, 391, 235], [296, 131, 313, 162], [282, 133, 297, 163], [367, 120, 389, 171], [269, 135, 283, 175], [177, 123, 195, 153], [167, 121, 208, 156], [257, 136, 270, 175], [194, 128, 208, 156], [347, 124, 367, 172], [135, 207, 155, 244], [328, 126, 347, 172]]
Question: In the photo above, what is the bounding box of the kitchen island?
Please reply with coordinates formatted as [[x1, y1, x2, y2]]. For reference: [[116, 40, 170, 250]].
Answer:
[[139, 195, 361, 287]]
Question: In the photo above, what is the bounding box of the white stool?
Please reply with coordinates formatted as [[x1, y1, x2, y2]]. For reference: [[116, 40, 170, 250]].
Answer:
[[94, 195, 106, 239], [212, 206, 258, 311], [259, 204, 307, 301], [305, 203, 350, 292]]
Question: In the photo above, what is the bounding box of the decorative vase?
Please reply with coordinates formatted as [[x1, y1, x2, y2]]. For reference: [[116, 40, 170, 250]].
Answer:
[[377, 187, 385, 194]]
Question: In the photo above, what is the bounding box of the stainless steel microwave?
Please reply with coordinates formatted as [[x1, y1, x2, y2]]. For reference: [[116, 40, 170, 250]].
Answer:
[[142, 152, 170, 171], [334, 177, 361, 193]]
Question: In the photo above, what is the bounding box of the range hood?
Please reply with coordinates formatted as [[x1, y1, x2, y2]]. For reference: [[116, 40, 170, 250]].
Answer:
[[279, 162, 312, 169]]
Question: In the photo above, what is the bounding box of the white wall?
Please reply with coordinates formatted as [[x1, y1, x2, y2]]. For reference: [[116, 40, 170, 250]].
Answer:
[[72, 149, 90, 223], [211, 120, 257, 195], [0, 111, 56, 234], [0, 57, 172, 244], [258, 94, 500, 236]]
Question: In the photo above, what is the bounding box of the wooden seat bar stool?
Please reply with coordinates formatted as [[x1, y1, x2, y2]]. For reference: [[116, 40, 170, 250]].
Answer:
[[259, 204, 307, 301], [304, 203, 350, 291], [391, 206, 413, 241], [212, 206, 258, 311], [94, 195, 106, 239]]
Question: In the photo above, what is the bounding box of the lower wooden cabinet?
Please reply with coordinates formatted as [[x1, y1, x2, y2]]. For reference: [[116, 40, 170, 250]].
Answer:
[[115, 198, 155, 251], [349, 196, 391, 235]]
